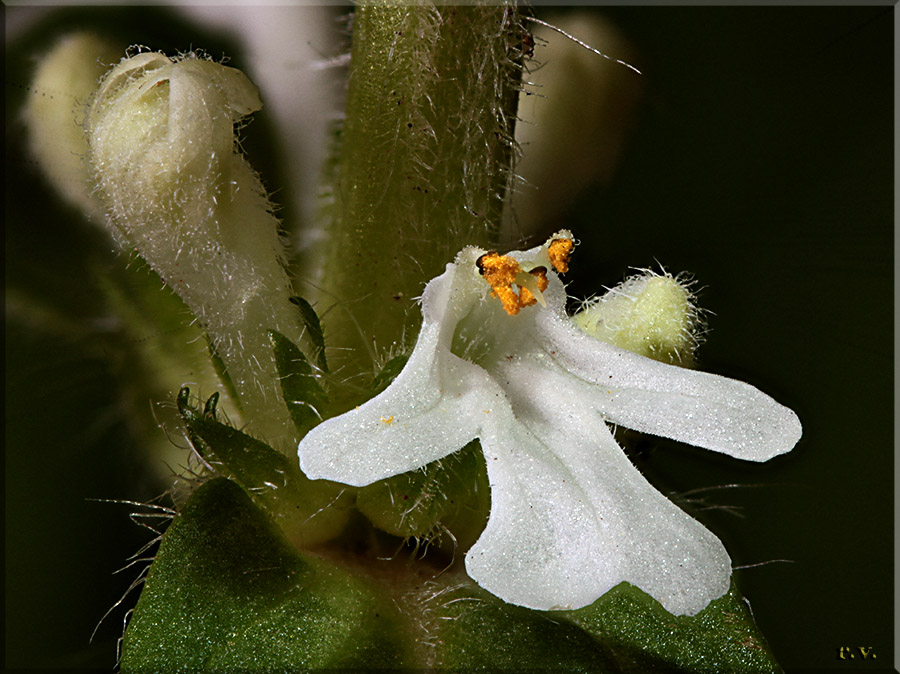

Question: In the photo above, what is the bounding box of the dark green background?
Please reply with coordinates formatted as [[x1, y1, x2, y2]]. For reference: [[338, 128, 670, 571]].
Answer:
[[4, 5, 894, 672]]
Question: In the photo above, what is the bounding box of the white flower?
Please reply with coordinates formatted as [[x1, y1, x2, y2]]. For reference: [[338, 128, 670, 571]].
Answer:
[[297, 231, 801, 616]]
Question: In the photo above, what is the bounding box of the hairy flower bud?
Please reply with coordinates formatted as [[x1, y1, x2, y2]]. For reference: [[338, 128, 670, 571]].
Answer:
[[573, 270, 702, 366], [86, 50, 307, 450]]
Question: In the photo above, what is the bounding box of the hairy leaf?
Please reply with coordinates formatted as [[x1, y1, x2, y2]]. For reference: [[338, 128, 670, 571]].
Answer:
[[120, 478, 409, 671], [562, 581, 780, 673], [177, 388, 352, 547], [269, 329, 328, 436], [421, 573, 779, 673], [289, 296, 328, 372]]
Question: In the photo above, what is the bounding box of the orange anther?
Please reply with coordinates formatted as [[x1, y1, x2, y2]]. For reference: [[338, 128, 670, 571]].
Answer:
[[548, 238, 574, 274], [477, 253, 552, 316]]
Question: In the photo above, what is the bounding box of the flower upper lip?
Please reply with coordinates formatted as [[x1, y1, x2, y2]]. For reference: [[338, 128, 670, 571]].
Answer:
[[298, 232, 801, 615]]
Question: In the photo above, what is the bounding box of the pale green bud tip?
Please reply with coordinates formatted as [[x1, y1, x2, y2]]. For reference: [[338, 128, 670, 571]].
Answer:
[[572, 270, 703, 366], [23, 32, 120, 220], [86, 50, 262, 246]]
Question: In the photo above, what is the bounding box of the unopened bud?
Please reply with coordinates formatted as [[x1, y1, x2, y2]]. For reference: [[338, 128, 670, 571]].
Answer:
[[85, 50, 306, 450], [573, 270, 702, 366]]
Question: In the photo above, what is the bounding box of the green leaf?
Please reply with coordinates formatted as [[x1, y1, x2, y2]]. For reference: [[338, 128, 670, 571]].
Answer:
[[177, 388, 352, 548], [121, 478, 409, 671], [289, 296, 328, 372], [122, 441, 778, 671], [420, 573, 779, 673], [431, 578, 616, 672], [371, 353, 409, 396], [268, 329, 328, 436], [561, 581, 781, 673]]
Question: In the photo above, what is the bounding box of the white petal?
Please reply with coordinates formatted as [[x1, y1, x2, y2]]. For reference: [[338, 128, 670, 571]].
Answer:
[[298, 262, 494, 486], [537, 290, 801, 461], [466, 358, 731, 615]]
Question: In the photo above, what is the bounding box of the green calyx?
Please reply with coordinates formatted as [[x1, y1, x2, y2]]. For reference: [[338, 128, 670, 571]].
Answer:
[[356, 440, 490, 552], [121, 477, 780, 672]]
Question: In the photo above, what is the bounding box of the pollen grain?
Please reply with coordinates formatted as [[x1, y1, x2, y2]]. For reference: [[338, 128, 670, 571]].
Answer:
[[548, 237, 574, 274], [477, 252, 550, 316]]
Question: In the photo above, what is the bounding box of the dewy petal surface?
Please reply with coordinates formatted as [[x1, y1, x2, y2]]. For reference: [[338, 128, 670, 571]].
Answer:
[[470, 356, 731, 615], [298, 260, 492, 486], [298, 232, 801, 614], [536, 287, 802, 461]]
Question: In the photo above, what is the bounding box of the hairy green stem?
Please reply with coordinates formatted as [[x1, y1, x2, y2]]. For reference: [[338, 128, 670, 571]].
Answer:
[[316, 2, 526, 384]]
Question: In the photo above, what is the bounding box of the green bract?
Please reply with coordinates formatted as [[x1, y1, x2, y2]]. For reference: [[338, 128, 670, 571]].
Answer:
[[177, 389, 353, 548], [120, 478, 410, 670]]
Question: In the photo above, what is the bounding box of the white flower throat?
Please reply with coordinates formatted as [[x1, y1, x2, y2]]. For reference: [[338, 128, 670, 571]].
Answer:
[[450, 235, 572, 366]]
